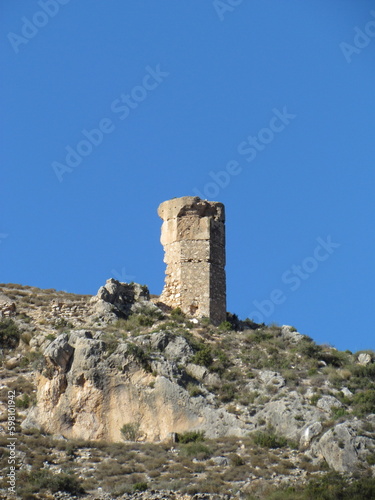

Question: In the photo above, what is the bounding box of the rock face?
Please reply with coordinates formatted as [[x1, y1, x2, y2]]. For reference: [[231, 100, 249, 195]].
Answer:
[[158, 196, 226, 325], [311, 420, 375, 472], [24, 331, 247, 442]]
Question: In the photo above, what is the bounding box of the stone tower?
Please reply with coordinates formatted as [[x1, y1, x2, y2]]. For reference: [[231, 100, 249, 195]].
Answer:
[[158, 196, 226, 325]]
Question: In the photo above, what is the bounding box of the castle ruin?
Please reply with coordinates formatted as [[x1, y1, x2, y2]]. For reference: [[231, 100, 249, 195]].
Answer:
[[158, 196, 226, 325]]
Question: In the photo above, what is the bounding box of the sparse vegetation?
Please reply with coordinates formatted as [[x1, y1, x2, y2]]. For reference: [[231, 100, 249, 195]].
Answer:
[[0, 283, 374, 497]]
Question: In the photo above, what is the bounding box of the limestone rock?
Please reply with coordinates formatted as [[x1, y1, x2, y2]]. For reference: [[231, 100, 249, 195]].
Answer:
[[44, 334, 74, 371], [300, 421, 323, 447], [91, 278, 158, 321], [145, 331, 194, 364], [341, 387, 353, 398], [29, 331, 250, 442], [258, 370, 285, 389], [0, 294, 16, 318], [316, 395, 343, 413], [212, 456, 229, 466], [281, 325, 304, 343], [255, 391, 323, 441], [357, 353, 372, 366], [312, 420, 375, 472]]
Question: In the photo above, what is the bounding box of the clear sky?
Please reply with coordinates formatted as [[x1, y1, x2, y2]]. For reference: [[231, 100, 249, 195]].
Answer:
[[1, 1, 374, 352]]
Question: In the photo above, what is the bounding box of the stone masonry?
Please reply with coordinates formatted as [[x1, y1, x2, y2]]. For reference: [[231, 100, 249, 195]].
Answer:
[[158, 196, 226, 325]]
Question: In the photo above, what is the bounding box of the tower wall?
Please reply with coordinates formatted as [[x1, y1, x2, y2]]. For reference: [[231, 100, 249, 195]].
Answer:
[[158, 196, 226, 325]]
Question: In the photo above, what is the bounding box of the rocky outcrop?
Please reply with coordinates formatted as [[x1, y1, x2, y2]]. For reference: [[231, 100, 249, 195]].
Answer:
[[24, 331, 249, 442], [90, 278, 161, 321], [0, 293, 16, 318], [357, 352, 372, 366], [311, 418, 375, 472]]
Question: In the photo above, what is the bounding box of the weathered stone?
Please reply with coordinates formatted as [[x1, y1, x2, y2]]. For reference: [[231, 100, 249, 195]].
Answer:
[[300, 421, 323, 447], [341, 387, 353, 398], [212, 456, 229, 466], [255, 391, 323, 441], [357, 353, 372, 366], [0, 294, 16, 318], [44, 334, 74, 370], [258, 370, 285, 388], [281, 325, 304, 343], [316, 395, 343, 413], [91, 278, 161, 321], [312, 420, 375, 472], [158, 196, 226, 325]]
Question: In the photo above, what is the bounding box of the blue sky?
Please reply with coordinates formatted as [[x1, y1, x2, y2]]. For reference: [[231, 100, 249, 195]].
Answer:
[[1, 1, 374, 352]]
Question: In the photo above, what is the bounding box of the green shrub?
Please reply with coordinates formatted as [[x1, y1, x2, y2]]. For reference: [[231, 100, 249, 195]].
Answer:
[[304, 472, 375, 500], [229, 453, 245, 466], [133, 482, 148, 491], [0, 319, 20, 349], [192, 345, 213, 368], [180, 442, 212, 460], [126, 343, 151, 371], [253, 431, 287, 449], [121, 422, 141, 441], [218, 383, 236, 402], [177, 430, 205, 443], [15, 394, 32, 409], [218, 321, 233, 332], [170, 307, 185, 322], [187, 383, 203, 397], [298, 339, 322, 359], [352, 389, 375, 417]]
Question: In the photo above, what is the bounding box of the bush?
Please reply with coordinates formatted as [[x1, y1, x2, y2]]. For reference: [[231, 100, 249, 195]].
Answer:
[[305, 472, 375, 500], [253, 431, 287, 449], [170, 307, 185, 322], [180, 442, 212, 460], [121, 422, 141, 441], [133, 482, 148, 492], [0, 319, 20, 349], [15, 394, 32, 409], [177, 430, 205, 443], [218, 383, 236, 403], [192, 345, 213, 368], [19, 470, 84, 495], [218, 321, 233, 332], [126, 343, 151, 371], [352, 389, 375, 417], [229, 453, 245, 466], [187, 383, 204, 397]]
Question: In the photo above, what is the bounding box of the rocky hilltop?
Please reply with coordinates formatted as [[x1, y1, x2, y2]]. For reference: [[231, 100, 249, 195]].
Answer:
[[0, 280, 374, 499]]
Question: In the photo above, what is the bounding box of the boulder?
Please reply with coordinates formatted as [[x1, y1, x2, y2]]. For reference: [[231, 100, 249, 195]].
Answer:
[[0, 294, 16, 318], [44, 334, 74, 371], [258, 370, 285, 389], [312, 420, 375, 472], [316, 395, 343, 413], [91, 278, 161, 320], [357, 353, 372, 366], [281, 325, 304, 343], [300, 421, 323, 447]]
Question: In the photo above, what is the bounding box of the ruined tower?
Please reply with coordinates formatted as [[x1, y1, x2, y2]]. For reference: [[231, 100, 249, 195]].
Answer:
[[158, 196, 226, 325]]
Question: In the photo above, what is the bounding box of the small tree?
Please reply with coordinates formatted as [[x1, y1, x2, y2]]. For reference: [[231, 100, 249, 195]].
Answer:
[[120, 422, 141, 441]]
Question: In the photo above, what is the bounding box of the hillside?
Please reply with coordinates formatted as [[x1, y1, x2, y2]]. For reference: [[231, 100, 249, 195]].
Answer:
[[0, 279, 374, 499]]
